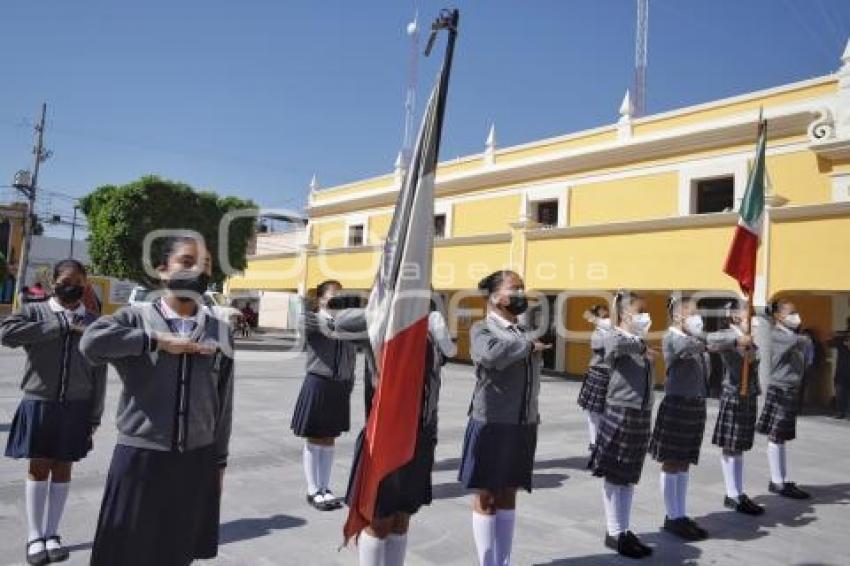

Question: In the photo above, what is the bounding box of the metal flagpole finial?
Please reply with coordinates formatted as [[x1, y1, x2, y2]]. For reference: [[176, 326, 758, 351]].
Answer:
[[424, 8, 458, 57]]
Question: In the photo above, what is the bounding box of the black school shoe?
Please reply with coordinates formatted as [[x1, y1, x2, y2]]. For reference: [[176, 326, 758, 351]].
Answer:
[[682, 517, 708, 540], [768, 481, 811, 500], [45, 536, 70, 563], [605, 531, 652, 559], [662, 517, 704, 541], [724, 494, 765, 515], [25, 539, 48, 566]]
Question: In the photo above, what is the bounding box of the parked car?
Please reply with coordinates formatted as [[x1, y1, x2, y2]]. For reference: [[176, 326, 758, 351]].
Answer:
[[127, 286, 242, 327]]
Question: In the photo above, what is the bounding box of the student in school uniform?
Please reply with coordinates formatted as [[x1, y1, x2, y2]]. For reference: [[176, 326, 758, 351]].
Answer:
[[2, 259, 106, 565], [459, 270, 549, 566], [293, 280, 359, 511], [80, 237, 234, 566], [756, 299, 812, 500], [348, 302, 457, 566], [706, 300, 765, 515], [577, 304, 613, 452], [590, 290, 657, 559], [649, 297, 709, 541]]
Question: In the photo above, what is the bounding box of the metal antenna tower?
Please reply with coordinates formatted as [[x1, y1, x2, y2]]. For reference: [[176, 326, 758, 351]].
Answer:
[[633, 0, 649, 117]]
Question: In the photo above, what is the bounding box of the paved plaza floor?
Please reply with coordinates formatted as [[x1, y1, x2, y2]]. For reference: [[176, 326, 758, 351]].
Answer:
[[1, 347, 848, 565]]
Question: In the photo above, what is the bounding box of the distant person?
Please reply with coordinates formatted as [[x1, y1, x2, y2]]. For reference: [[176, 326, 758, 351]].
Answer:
[[828, 318, 850, 419], [576, 304, 613, 453], [241, 303, 257, 327], [798, 329, 823, 413], [18, 286, 30, 305], [1, 259, 106, 565]]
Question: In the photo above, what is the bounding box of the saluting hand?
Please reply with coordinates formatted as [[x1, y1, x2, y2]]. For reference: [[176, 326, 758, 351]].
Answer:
[[736, 335, 754, 348], [156, 333, 216, 355], [532, 341, 552, 352], [645, 347, 660, 361]]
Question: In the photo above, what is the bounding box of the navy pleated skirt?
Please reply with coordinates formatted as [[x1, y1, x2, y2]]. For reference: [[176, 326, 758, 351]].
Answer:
[[90, 444, 221, 566], [458, 419, 538, 493], [291, 373, 353, 438], [346, 426, 438, 519], [4, 399, 93, 462]]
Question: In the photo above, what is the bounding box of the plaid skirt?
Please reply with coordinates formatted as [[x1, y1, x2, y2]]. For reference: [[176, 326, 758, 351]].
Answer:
[[649, 396, 706, 464], [590, 405, 652, 486], [712, 392, 759, 452], [577, 366, 610, 414], [757, 385, 799, 443]]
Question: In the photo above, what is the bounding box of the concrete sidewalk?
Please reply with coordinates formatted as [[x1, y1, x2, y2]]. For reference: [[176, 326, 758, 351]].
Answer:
[[0, 348, 849, 565]]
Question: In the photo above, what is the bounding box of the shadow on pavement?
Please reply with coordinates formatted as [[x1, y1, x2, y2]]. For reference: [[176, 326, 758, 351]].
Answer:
[[534, 531, 703, 565], [693, 482, 850, 542], [432, 456, 588, 474], [431, 472, 570, 501], [219, 514, 307, 545]]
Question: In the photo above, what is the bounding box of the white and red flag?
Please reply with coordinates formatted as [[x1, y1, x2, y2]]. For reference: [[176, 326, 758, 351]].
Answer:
[[723, 115, 767, 295], [343, 9, 459, 542]]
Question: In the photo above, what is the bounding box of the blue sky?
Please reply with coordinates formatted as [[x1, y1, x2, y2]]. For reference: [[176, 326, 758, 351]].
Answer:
[[1, 0, 849, 226]]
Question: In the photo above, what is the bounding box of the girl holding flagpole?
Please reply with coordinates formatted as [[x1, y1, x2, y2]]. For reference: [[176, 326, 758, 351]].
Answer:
[[706, 300, 765, 515], [756, 298, 812, 500], [2, 259, 106, 565], [348, 300, 457, 566], [577, 304, 613, 452], [460, 270, 549, 566], [590, 290, 656, 559], [649, 296, 709, 541]]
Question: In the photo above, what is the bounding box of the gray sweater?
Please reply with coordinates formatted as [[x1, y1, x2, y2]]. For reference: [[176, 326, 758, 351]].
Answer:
[[768, 325, 812, 391], [79, 303, 234, 466], [604, 329, 654, 410], [706, 327, 761, 397], [303, 309, 362, 382], [661, 328, 709, 399], [0, 302, 107, 424], [469, 315, 541, 425], [588, 328, 610, 371]]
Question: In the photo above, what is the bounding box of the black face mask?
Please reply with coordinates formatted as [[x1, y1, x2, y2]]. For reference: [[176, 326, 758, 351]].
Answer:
[[505, 294, 528, 316], [327, 295, 358, 310], [165, 271, 210, 298], [54, 284, 84, 304]]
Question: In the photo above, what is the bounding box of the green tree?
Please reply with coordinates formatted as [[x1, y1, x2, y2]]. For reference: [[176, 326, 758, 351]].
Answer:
[[79, 175, 257, 286]]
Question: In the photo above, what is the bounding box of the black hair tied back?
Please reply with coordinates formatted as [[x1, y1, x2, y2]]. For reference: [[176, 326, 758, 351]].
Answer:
[[477, 270, 519, 297], [53, 258, 86, 280]]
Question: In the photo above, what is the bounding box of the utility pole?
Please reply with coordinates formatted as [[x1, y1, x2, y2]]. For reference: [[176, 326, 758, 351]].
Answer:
[[12, 103, 50, 307], [69, 204, 79, 257]]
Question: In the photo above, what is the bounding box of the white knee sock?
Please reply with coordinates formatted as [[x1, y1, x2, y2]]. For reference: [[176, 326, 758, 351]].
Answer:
[[721, 454, 741, 499], [603, 481, 624, 536], [660, 471, 678, 519], [617, 485, 634, 534], [472, 511, 497, 566], [384, 533, 407, 566], [44, 481, 70, 542], [733, 455, 745, 495], [767, 442, 787, 486], [494, 509, 516, 565], [25, 479, 48, 544], [303, 443, 321, 495], [676, 472, 689, 519], [358, 531, 386, 566], [318, 445, 334, 492], [586, 411, 600, 446]]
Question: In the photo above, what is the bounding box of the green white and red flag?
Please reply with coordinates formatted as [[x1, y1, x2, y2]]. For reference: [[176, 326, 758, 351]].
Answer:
[[723, 116, 767, 295]]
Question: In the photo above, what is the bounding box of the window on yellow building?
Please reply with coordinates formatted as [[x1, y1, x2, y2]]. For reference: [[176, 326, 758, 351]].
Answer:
[[694, 176, 734, 214], [434, 214, 446, 239], [347, 224, 364, 247], [535, 200, 559, 227]]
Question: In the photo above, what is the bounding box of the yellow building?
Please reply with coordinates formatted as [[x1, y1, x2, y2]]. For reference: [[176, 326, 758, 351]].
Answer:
[[229, 42, 850, 405]]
